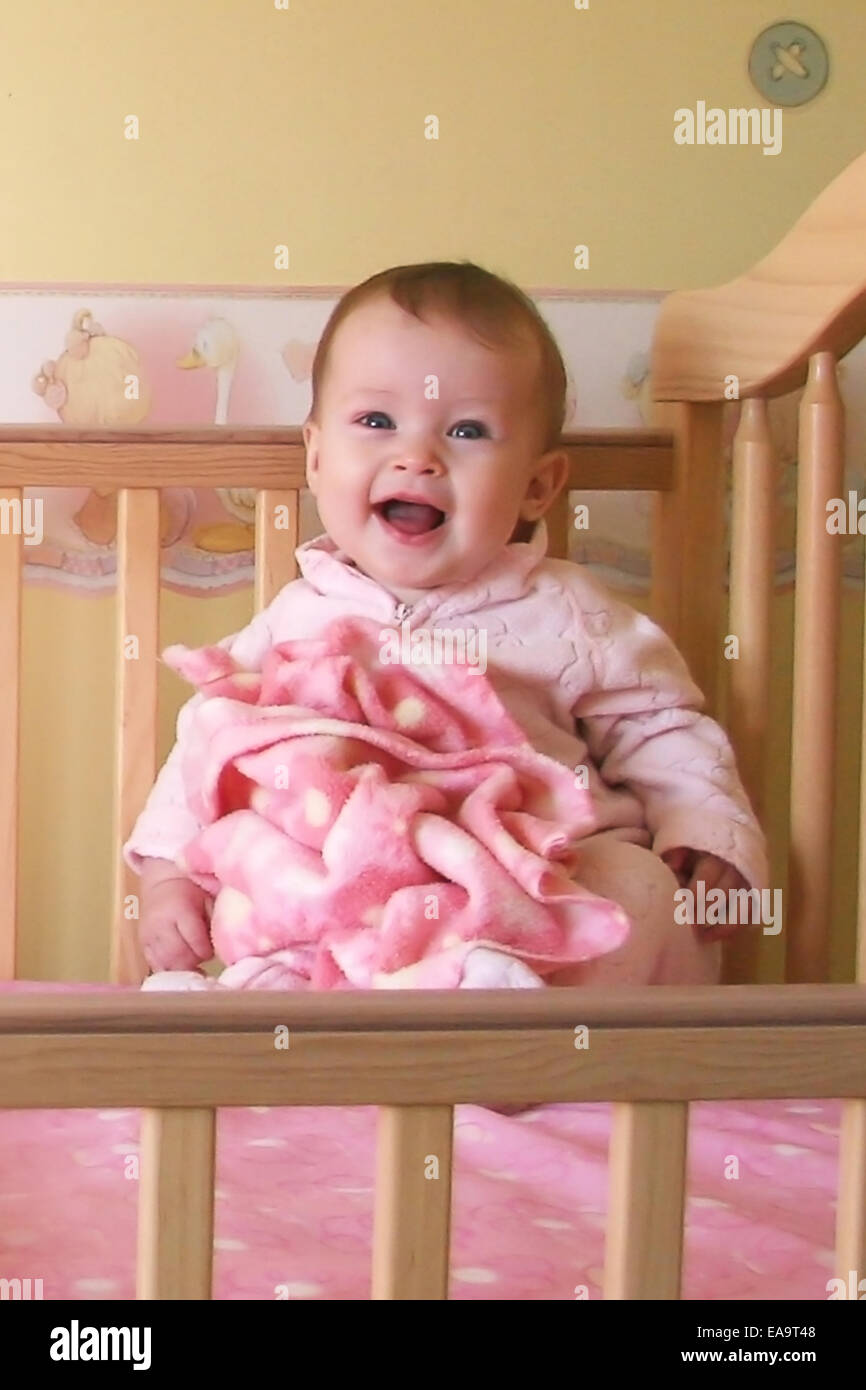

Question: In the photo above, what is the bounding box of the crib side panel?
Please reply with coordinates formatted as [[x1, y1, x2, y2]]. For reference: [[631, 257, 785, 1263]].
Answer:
[[3, 990, 866, 1300]]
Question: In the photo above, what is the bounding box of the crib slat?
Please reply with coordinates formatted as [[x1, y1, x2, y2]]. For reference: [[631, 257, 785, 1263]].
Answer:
[[112, 489, 160, 986], [648, 400, 684, 642], [137, 1107, 216, 1299], [604, 1100, 689, 1299], [858, 570, 866, 989], [728, 398, 775, 815], [372, 1105, 454, 1299], [837, 1100, 866, 1293], [255, 489, 299, 611], [664, 402, 726, 714], [0, 492, 22, 979], [724, 399, 776, 984], [788, 352, 844, 982]]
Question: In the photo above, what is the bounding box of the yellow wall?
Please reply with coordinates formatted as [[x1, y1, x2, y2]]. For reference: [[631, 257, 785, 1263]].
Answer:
[[8, 2, 866, 981], [18, 586, 253, 981], [4, 1, 866, 289]]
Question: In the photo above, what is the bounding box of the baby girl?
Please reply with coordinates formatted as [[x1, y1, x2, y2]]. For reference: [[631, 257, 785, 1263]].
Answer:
[[125, 260, 768, 992]]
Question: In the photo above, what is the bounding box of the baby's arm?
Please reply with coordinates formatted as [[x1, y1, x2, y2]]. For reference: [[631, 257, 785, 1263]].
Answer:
[[566, 582, 769, 896]]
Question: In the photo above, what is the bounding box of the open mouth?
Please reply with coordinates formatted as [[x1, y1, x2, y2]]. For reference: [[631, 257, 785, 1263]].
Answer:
[[374, 498, 447, 537]]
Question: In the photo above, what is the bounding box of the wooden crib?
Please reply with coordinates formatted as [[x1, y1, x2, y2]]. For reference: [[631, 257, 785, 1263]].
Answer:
[[2, 150, 866, 1302]]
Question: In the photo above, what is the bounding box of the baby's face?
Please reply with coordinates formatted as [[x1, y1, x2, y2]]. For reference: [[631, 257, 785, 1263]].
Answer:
[[303, 295, 567, 603]]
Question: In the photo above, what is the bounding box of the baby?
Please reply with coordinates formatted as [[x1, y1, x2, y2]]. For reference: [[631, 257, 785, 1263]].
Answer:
[[125, 260, 768, 992]]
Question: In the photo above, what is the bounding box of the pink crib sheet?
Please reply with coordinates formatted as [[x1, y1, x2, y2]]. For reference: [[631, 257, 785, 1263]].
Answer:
[[0, 981, 841, 1301]]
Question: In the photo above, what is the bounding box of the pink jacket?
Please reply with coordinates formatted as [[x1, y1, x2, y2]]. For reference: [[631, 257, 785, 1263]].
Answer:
[[123, 520, 768, 891]]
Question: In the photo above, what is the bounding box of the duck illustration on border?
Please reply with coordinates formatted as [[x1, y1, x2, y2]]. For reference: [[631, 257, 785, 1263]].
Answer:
[[177, 317, 262, 554], [176, 322, 322, 555]]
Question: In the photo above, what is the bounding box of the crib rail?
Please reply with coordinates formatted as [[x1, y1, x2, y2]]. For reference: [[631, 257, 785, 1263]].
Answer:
[[1, 984, 864, 1300], [0, 425, 674, 493], [652, 150, 866, 404]]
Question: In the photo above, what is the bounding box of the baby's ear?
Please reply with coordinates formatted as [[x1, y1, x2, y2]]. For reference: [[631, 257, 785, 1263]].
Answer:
[[302, 418, 321, 492], [520, 448, 569, 520]]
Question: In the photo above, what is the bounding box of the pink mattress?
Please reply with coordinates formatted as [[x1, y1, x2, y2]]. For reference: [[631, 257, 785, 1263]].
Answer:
[[0, 982, 841, 1300]]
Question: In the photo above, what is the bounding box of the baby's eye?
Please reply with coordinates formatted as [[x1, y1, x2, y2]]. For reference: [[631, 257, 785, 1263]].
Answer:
[[357, 411, 394, 429], [450, 420, 488, 439], [355, 413, 488, 437]]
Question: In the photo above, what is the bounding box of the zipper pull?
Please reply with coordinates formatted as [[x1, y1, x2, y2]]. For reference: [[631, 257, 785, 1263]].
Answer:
[[395, 602, 412, 622]]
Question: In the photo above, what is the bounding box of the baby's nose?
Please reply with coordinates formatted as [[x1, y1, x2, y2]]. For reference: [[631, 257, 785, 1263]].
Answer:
[[394, 451, 445, 475]]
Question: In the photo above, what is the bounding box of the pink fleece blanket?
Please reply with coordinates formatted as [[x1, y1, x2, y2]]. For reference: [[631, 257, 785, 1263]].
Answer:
[[163, 616, 629, 989]]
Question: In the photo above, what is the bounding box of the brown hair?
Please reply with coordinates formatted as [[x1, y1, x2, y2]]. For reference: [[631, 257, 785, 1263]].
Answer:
[[306, 261, 568, 453]]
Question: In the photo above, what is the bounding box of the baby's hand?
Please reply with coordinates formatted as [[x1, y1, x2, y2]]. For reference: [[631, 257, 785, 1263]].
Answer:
[[661, 848, 749, 943], [139, 862, 214, 973]]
